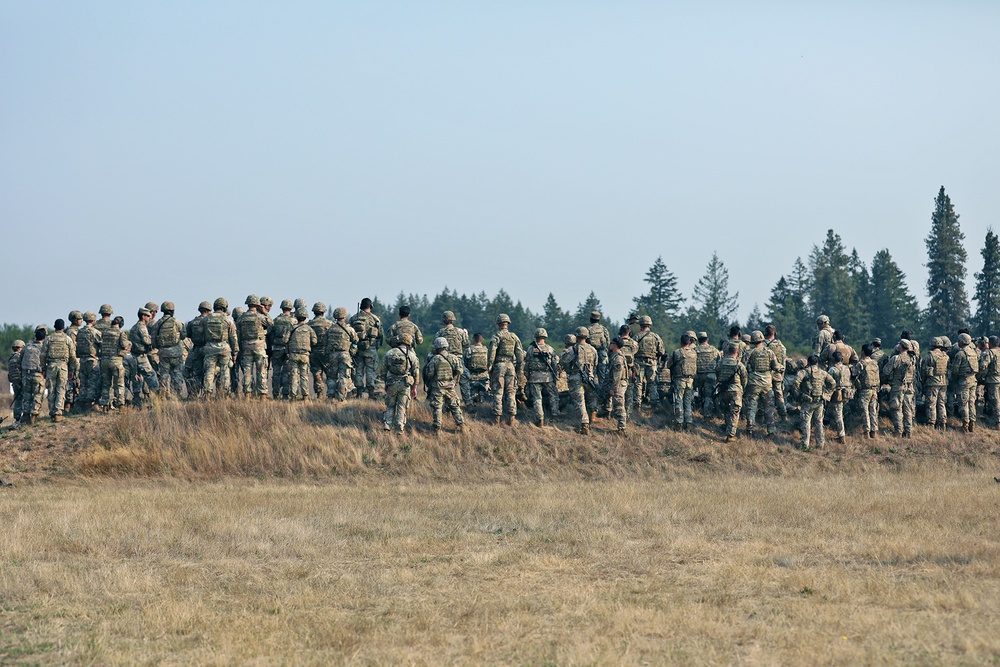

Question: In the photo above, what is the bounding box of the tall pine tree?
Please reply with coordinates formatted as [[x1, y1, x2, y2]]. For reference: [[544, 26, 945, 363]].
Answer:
[[973, 228, 1000, 336], [925, 186, 970, 333], [869, 249, 920, 344], [809, 230, 862, 340], [542, 293, 572, 339], [690, 252, 739, 342], [574, 292, 604, 325], [633, 256, 683, 340], [766, 275, 804, 346]]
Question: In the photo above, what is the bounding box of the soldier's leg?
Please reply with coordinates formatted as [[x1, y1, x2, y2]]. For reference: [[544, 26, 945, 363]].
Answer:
[[903, 391, 915, 434], [744, 386, 760, 434], [773, 377, 787, 418], [569, 381, 588, 426], [447, 388, 464, 426], [889, 389, 903, 435], [544, 382, 560, 418], [139, 356, 159, 392], [612, 383, 627, 431], [47, 365, 64, 417], [814, 403, 826, 447], [968, 385, 978, 426], [868, 390, 880, 434], [988, 384, 1000, 427], [503, 366, 517, 418], [100, 360, 113, 407], [671, 378, 684, 425], [490, 367, 505, 419], [382, 385, 396, 429], [429, 390, 444, 429], [800, 403, 813, 448], [112, 362, 126, 408], [527, 384, 544, 424], [727, 392, 742, 438], [682, 379, 694, 426], [831, 401, 845, 438], [645, 365, 659, 404], [395, 387, 411, 432], [460, 370, 472, 406], [240, 354, 255, 395], [11, 380, 23, 421]]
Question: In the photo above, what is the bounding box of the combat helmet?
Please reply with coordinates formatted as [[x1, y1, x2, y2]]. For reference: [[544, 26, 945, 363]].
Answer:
[[564, 334, 576, 345], [83, 311, 96, 323], [295, 307, 309, 320], [293, 298, 307, 310], [245, 294, 261, 307], [232, 307, 245, 319], [312, 302, 326, 315], [213, 297, 228, 311], [535, 328, 548, 339], [496, 313, 511, 325], [575, 326, 590, 339], [260, 296, 273, 307], [145, 302, 159, 313], [639, 315, 652, 327], [590, 311, 601, 322], [11, 339, 24, 349], [333, 307, 348, 320], [442, 310, 456, 323], [958, 333, 972, 345], [280, 299, 293, 311], [816, 314, 830, 325], [750, 330, 764, 344], [161, 301, 175, 313], [68, 310, 83, 322], [433, 337, 449, 350], [99, 304, 113, 316], [198, 301, 212, 313]]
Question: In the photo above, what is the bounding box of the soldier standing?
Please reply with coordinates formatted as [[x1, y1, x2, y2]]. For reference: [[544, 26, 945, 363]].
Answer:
[[94, 304, 114, 334], [286, 308, 317, 401], [951, 333, 979, 433], [154, 302, 186, 398], [561, 328, 599, 434], [324, 307, 359, 401], [64, 310, 84, 412], [202, 298, 238, 397], [268, 300, 296, 399], [634, 316, 665, 405], [742, 330, 780, 439], [19, 327, 47, 425], [129, 307, 160, 404], [98, 316, 130, 411], [813, 315, 834, 356], [694, 332, 720, 415], [523, 328, 560, 427], [714, 343, 748, 442], [606, 338, 630, 434], [883, 340, 917, 437], [423, 338, 465, 432], [488, 314, 523, 425], [75, 312, 102, 410], [853, 344, 881, 439], [719, 325, 748, 359], [921, 337, 949, 430], [379, 332, 419, 433], [586, 312, 610, 409], [184, 302, 211, 398], [667, 333, 698, 431], [435, 311, 470, 404], [238, 295, 272, 398], [827, 351, 853, 442], [307, 303, 332, 397], [350, 298, 384, 399], [388, 306, 423, 349], [764, 325, 788, 419], [7, 340, 24, 424], [40, 319, 78, 422], [615, 325, 639, 417], [463, 333, 491, 405], [792, 355, 835, 450]]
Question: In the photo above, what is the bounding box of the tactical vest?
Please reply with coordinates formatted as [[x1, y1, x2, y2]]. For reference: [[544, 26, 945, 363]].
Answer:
[[466, 345, 488, 373], [189, 316, 208, 346], [100, 329, 126, 359], [494, 331, 516, 358], [588, 324, 608, 350], [956, 347, 979, 378], [7, 352, 22, 381], [526, 343, 552, 372], [46, 332, 70, 361], [888, 355, 915, 386], [748, 347, 771, 374], [767, 339, 786, 367], [326, 322, 355, 352], [385, 348, 410, 376], [77, 327, 100, 357], [271, 315, 295, 347], [803, 368, 827, 402], [205, 313, 227, 343], [636, 332, 658, 359], [20, 344, 42, 372], [309, 318, 331, 342], [129, 324, 151, 355], [429, 354, 455, 383], [239, 312, 266, 343], [716, 358, 738, 384], [157, 317, 182, 347], [619, 338, 638, 367], [858, 359, 880, 389], [287, 324, 313, 354], [675, 348, 697, 377], [437, 326, 465, 357], [696, 344, 718, 373]]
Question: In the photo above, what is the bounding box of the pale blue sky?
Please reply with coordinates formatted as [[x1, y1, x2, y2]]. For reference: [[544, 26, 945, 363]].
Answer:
[[3, 2, 998, 326]]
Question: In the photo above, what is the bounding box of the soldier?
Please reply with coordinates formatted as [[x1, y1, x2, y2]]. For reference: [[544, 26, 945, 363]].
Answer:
[[606, 338, 630, 434], [203, 298, 239, 397], [719, 325, 748, 359], [323, 307, 359, 401], [627, 312, 641, 339], [951, 332, 979, 433], [19, 327, 47, 425], [883, 339, 917, 437], [820, 330, 858, 369], [153, 302, 186, 398], [634, 316, 665, 405], [764, 325, 788, 419], [921, 337, 950, 430], [488, 314, 523, 425], [667, 333, 698, 430], [523, 328, 560, 427], [286, 308, 318, 401], [379, 332, 419, 433], [306, 303, 331, 397], [129, 307, 160, 404], [694, 332, 721, 415], [435, 311, 470, 404], [852, 344, 881, 439], [64, 310, 84, 412], [98, 316, 130, 411], [423, 338, 465, 432], [714, 343, 748, 442], [143, 302, 160, 378], [94, 304, 114, 334], [388, 306, 423, 349], [237, 295, 272, 398], [616, 325, 639, 417], [827, 351, 853, 442], [7, 340, 24, 424], [561, 328, 598, 434], [229, 307, 245, 394], [979, 336, 1000, 428], [586, 312, 610, 408], [870, 338, 885, 367], [40, 319, 78, 422], [463, 333, 490, 405], [269, 300, 296, 399], [792, 355, 835, 450], [742, 330, 781, 439], [75, 312, 102, 410], [184, 302, 212, 398], [350, 298, 384, 399], [813, 315, 834, 356]]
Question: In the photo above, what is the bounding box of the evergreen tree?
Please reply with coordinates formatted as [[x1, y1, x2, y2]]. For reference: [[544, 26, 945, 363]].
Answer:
[[869, 249, 920, 344], [809, 230, 861, 340], [848, 249, 873, 343], [765, 275, 804, 346], [690, 252, 739, 342], [574, 292, 604, 325], [744, 303, 765, 333], [542, 293, 572, 339], [632, 256, 683, 340], [973, 228, 1000, 336], [925, 186, 970, 333], [787, 257, 813, 344]]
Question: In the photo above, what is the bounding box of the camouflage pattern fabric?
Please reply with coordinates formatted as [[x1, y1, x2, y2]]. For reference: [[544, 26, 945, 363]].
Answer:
[[350, 310, 384, 399], [854, 357, 881, 434], [286, 323, 318, 400], [607, 349, 629, 431], [98, 326, 130, 408], [324, 320, 359, 401], [20, 342, 46, 419], [269, 311, 296, 399], [379, 345, 419, 432], [7, 350, 24, 421], [524, 340, 560, 424], [238, 310, 271, 397], [560, 341, 598, 426], [714, 356, 748, 439], [129, 321, 160, 395], [462, 343, 490, 405], [951, 346, 979, 427], [423, 352, 465, 430], [203, 312, 238, 397], [884, 353, 916, 435], [489, 330, 523, 419], [813, 327, 834, 356]]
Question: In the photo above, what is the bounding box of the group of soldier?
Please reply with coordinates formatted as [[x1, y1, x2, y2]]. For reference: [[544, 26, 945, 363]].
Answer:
[[5, 297, 998, 449]]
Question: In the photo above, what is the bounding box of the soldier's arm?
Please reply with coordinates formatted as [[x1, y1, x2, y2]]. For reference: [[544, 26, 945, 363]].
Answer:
[[40, 340, 49, 366], [415, 326, 423, 346]]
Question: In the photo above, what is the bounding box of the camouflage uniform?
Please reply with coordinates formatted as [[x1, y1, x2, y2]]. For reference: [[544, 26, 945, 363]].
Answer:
[[667, 343, 697, 428], [379, 336, 419, 432], [617, 333, 639, 417], [922, 342, 950, 428], [323, 309, 359, 401], [41, 328, 78, 419], [792, 364, 835, 449], [523, 332, 560, 426], [561, 332, 598, 432], [820, 340, 859, 369], [93, 305, 114, 397], [694, 338, 721, 414], [827, 361, 853, 439], [884, 345, 916, 436], [853, 356, 881, 436], [424, 340, 465, 431], [7, 343, 24, 422], [951, 336, 979, 430], [98, 323, 130, 409], [350, 309, 384, 399], [742, 336, 780, 436], [435, 315, 470, 404], [812, 317, 834, 356], [76, 316, 102, 405], [129, 311, 160, 403], [634, 321, 665, 404], [463, 341, 490, 405], [488, 317, 524, 422], [237, 299, 272, 397], [308, 304, 332, 397], [184, 304, 211, 397], [714, 354, 748, 440], [202, 301, 239, 396], [286, 314, 318, 400], [20, 337, 46, 422], [154, 307, 186, 398], [586, 314, 610, 408], [606, 346, 630, 432], [269, 303, 296, 398], [765, 336, 787, 418], [388, 318, 423, 350], [64, 312, 83, 411]]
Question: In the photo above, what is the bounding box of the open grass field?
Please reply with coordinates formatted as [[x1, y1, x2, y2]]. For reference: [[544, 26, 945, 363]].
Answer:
[[2, 398, 1000, 664]]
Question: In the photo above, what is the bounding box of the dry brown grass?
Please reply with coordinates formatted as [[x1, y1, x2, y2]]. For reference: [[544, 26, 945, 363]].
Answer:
[[1, 473, 999, 665]]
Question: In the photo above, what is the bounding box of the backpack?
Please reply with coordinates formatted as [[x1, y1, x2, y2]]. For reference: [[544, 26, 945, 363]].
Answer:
[[636, 332, 658, 359], [495, 331, 516, 357], [239, 313, 265, 342], [205, 313, 227, 343], [157, 317, 181, 347], [467, 345, 488, 373], [858, 359, 880, 389], [749, 347, 771, 373], [387, 348, 410, 375], [47, 333, 69, 360], [681, 348, 698, 376]]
